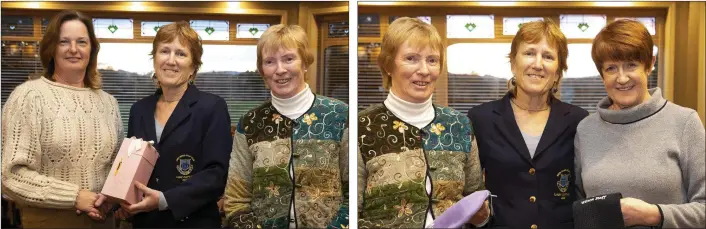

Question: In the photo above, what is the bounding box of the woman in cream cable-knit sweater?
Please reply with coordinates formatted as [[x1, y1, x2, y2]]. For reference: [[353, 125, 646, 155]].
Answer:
[[1, 10, 122, 228]]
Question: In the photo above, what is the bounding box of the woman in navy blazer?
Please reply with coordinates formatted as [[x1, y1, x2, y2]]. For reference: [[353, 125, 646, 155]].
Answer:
[[467, 20, 588, 229], [116, 21, 232, 228]]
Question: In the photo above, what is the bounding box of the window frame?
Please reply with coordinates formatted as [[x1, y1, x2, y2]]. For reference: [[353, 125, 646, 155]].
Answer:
[[357, 4, 669, 110], [317, 13, 349, 103], [0, 8, 283, 133]]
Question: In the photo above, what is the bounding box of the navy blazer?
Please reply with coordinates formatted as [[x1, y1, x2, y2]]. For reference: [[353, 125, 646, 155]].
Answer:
[[127, 85, 232, 228], [467, 93, 588, 229]]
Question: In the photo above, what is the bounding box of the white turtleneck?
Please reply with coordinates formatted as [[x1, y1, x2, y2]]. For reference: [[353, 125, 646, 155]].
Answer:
[[384, 91, 436, 227], [272, 84, 314, 229], [383, 91, 435, 129], [272, 83, 315, 120]]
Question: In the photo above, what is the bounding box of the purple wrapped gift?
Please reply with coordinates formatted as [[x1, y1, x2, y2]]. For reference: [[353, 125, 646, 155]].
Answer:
[[432, 190, 490, 229]]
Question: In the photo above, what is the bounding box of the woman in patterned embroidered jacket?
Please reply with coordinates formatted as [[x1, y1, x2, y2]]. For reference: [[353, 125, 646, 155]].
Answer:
[[357, 17, 488, 228], [223, 24, 349, 229]]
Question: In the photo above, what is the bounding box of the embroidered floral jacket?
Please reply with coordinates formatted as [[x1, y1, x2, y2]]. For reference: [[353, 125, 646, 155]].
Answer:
[[357, 104, 483, 228], [224, 95, 349, 229]]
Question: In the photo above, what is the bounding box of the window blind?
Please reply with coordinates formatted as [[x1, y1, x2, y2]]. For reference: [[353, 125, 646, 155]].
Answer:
[[323, 45, 349, 103], [357, 42, 386, 111], [321, 20, 349, 103], [1, 41, 42, 108]]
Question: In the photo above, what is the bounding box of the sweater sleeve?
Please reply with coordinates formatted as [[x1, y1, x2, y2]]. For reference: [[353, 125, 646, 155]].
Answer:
[[573, 110, 589, 200], [325, 128, 350, 229], [463, 135, 484, 195], [1, 86, 79, 209], [224, 124, 257, 228], [658, 112, 706, 228], [357, 146, 366, 216], [107, 96, 124, 176], [574, 127, 586, 199]]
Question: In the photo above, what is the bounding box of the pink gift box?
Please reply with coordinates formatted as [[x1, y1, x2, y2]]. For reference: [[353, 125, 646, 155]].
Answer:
[[101, 138, 159, 205]]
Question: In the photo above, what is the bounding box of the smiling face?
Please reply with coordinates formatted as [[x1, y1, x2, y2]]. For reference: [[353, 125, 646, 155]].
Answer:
[[600, 58, 653, 109], [54, 19, 91, 74], [153, 37, 194, 88], [591, 19, 656, 110], [261, 47, 307, 99], [511, 37, 560, 98], [388, 40, 441, 103]]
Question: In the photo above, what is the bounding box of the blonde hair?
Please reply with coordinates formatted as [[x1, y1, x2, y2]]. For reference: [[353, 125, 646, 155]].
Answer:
[[508, 19, 568, 101], [377, 17, 444, 90], [256, 24, 314, 80]]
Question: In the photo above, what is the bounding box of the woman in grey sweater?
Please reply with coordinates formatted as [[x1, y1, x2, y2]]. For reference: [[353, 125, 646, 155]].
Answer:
[[575, 19, 705, 228]]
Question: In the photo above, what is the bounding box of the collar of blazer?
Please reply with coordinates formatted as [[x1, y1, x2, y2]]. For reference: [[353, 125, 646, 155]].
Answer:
[[142, 84, 201, 144], [490, 92, 573, 164]]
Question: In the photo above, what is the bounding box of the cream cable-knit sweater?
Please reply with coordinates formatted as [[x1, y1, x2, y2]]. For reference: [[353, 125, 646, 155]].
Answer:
[[1, 77, 123, 209]]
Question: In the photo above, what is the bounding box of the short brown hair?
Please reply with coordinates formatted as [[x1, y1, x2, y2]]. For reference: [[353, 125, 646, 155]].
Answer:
[[378, 17, 444, 90], [508, 19, 568, 100], [256, 24, 314, 80], [151, 21, 203, 80], [591, 19, 654, 77], [40, 10, 101, 89]]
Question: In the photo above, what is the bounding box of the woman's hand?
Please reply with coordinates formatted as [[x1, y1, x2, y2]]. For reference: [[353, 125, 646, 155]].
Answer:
[[469, 200, 490, 225], [621, 197, 661, 227], [120, 181, 161, 215], [218, 197, 225, 214], [74, 190, 105, 221], [115, 207, 132, 220]]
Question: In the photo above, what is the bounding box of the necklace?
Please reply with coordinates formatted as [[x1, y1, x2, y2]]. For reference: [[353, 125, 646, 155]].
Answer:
[[160, 96, 180, 103], [510, 98, 549, 112]]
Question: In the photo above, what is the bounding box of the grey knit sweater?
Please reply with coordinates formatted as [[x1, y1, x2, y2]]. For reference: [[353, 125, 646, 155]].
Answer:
[[575, 88, 705, 229]]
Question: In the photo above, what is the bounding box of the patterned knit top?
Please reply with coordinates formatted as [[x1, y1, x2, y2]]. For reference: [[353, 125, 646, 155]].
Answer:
[[224, 95, 349, 229], [1, 77, 123, 209], [357, 104, 483, 228]]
